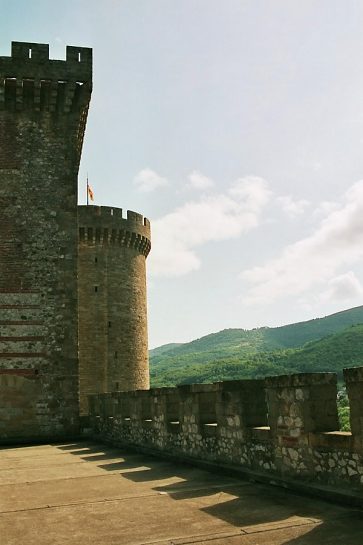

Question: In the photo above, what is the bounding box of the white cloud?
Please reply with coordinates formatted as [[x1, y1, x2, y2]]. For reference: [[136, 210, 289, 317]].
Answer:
[[276, 195, 310, 218], [149, 176, 271, 277], [134, 168, 168, 192], [320, 272, 363, 302], [187, 170, 214, 190], [241, 180, 363, 305], [229, 176, 272, 211], [313, 200, 340, 218]]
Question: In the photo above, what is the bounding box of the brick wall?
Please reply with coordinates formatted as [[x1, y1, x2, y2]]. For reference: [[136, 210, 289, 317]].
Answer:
[[0, 42, 92, 443]]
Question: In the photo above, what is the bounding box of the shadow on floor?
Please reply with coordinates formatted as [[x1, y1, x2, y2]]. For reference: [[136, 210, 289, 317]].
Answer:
[[283, 511, 363, 545], [52, 441, 363, 545]]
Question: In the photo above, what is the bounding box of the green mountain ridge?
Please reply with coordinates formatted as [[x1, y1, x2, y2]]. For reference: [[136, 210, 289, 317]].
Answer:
[[149, 343, 184, 358], [150, 305, 363, 388], [150, 324, 363, 388]]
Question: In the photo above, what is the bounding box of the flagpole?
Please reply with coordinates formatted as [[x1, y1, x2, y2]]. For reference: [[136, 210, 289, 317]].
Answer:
[[86, 174, 89, 206]]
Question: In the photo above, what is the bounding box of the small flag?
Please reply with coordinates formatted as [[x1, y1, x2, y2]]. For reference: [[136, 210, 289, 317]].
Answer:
[[86, 174, 94, 205], [87, 183, 94, 202]]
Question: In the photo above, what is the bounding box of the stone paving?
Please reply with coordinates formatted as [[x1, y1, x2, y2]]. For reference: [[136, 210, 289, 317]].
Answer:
[[0, 441, 362, 545]]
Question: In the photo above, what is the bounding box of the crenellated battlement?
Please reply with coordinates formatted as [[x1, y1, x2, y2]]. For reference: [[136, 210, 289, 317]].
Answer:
[[87, 366, 363, 500], [0, 42, 92, 114], [1, 41, 92, 79], [78, 205, 151, 257]]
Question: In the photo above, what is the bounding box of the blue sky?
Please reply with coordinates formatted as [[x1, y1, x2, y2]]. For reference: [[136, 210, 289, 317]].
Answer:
[[2, 0, 363, 347]]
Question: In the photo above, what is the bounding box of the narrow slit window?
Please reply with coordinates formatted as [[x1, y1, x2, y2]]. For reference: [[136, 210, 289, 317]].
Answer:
[[94, 286, 98, 293], [28, 48, 32, 59], [78, 52, 81, 62], [108, 321, 112, 328]]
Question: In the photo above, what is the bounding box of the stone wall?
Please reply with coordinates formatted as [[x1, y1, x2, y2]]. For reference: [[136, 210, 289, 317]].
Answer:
[[78, 206, 151, 415], [0, 42, 92, 442], [87, 368, 363, 497]]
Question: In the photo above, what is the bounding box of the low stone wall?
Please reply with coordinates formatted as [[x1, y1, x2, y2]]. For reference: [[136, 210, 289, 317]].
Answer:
[[87, 368, 363, 498]]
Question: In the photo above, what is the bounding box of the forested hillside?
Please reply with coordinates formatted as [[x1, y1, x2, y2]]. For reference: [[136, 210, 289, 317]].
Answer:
[[150, 306, 363, 387]]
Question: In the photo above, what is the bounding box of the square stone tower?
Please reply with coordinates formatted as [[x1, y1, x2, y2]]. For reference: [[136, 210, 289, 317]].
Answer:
[[0, 42, 92, 442]]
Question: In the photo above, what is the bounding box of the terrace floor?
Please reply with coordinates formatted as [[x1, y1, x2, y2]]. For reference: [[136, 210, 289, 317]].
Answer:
[[0, 440, 362, 544]]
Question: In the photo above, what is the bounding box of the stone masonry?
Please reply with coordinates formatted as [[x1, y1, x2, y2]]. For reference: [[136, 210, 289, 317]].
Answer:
[[0, 42, 92, 442], [88, 367, 363, 498], [0, 41, 151, 442], [78, 205, 151, 415]]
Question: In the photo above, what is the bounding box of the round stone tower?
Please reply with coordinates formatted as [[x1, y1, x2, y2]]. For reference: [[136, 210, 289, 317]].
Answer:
[[78, 205, 151, 414]]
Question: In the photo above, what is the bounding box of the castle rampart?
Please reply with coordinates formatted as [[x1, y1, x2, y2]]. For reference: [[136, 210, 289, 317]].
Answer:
[[78, 205, 151, 415], [78, 206, 150, 256], [87, 367, 363, 502], [0, 42, 92, 442]]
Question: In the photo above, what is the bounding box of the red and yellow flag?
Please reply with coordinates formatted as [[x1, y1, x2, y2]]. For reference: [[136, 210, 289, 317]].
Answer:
[[87, 182, 94, 202]]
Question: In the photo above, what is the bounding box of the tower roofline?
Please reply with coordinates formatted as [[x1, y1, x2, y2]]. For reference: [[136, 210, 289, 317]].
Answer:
[[0, 42, 92, 83], [78, 205, 151, 257]]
